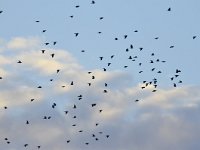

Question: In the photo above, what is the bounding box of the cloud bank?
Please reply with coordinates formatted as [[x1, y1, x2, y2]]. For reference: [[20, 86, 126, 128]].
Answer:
[[0, 37, 200, 150]]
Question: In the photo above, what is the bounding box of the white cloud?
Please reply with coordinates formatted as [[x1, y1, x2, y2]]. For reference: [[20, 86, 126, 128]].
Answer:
[[0, 37, 200, 150]]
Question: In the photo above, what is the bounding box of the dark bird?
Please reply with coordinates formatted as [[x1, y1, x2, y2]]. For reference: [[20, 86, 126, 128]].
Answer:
[[124, 66, 128, 68], [41, 50, 45, 53], [130, 44, 133, 49], [17, 60, 22, 63], [96, 123, 99, 126], [24, 144, 28, 147], [124, 35, 128, 39], [67, 140, 70, 143], [70, 15, 74, 18], [37, 146, 41, 149], [105, 83, 107, 87], [167, 7, 171, 11], [72, 124, 76, 126], [47, 116, 51, 119], [92, 134, 95, 137], [155, 37, 159, 40], [4, 106, 7, 109], [173, 83, 177, 87], [99, 109, 103, 113], [42, 30, 46, 33], [170, 77, 174, 81], [7, 141, 10, 144], [53, 41, 57, 45], [134, 30, 138, 32], [0, 77, 2, 79], [98, 31, 102, 34], [56, 69, 60, 73], [126, 48, 129, 52], [178, 80, 182, 83], [135, 99, 139, 102], [64, 111, 68, 114], [152, 90, 157, 92], [45, 42, 49, 45], [151, 53, 155, 56], [81, 50, 85, 52], [139, 47, 143, 51], [115, 38, 118, 40], [92, 104, 96, 107], [170, 46, 174, 48], [0, 11, 3, 14], [103, 68, 107, 71], [176, 69, 181, 73], [30, 99, 34, 102], [193, 36, 197, 39], [91, 1, 95, 4], [50, 79, 53, 81], [128, 56, 132, 59], [75, 5, 80, 8], [51, 53, 55, 58], [43, 116, 47, 119], [37, 86, 42, 88], [175, 74, 179, 78], [139, 71, 143, 73], [157, 71, 162, 73], [150, 60, 154, 63], [88, 83, 91, 86], [99, 56, 103, 60], [151, 68, 155, 71], [85, 142, 89, 145], [70, 81, 74, 85], [103, 89, 108, 93], [106, 135, 110, 138], [99, 17, 104, 20], [108, 63, 111, 66], [35, 20, 40, 22], [111, 55, 115, 59], [79, 130, 83, 132], [95, 138, 99, 141], [73, 104, 76, 109], [74, 33, 79, 37], [92, 76, 95, 79]]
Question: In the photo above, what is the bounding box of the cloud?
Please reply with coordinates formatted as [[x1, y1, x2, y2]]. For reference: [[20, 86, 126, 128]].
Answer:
[[6, 37, 41, 50], [0, 37, 200, 150]]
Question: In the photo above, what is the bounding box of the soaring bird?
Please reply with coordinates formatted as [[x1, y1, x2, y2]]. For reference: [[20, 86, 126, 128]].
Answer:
[[167, 7, 171, 11], [53, 41, 57, 45], [0, 11, 3, 14], [51, 53, 55, 58], [193, 36, 197, 39], [91, 1, 95, 4], [75, 5, 80, 8], [42, 30, 46, 33], [99, 56, 103, 60], [91, 104, 96, 107], [124, 35, 128, 39], [74, 33, 79, 37], [41, 50, 45, 53], [99, 17, 104, 20], [17, 60, 22, 63]]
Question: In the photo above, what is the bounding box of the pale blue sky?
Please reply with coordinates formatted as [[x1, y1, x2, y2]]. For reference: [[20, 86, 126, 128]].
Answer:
[[1, 0, 200, 86]]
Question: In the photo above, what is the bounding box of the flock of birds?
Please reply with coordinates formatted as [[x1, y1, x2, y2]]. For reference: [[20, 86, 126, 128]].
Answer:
[[0, 1, 197, 149]]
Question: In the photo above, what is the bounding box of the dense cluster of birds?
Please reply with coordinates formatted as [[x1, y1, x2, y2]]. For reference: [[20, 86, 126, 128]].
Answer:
[[0, 1, 196, 149]]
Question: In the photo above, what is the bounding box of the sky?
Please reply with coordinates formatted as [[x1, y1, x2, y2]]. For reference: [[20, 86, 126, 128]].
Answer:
[[0, 0, 200, 150]]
